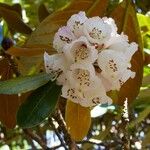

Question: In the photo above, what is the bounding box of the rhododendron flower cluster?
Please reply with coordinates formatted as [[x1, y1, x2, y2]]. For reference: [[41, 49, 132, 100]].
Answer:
[[44, 11, 138, 107]]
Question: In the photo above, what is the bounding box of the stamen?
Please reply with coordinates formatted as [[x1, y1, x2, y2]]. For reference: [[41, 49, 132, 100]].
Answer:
[[73, 21, 83, 30], [74, 44, 89, 62], [89, 27, 102, 39], [75, 69, 90, 87]]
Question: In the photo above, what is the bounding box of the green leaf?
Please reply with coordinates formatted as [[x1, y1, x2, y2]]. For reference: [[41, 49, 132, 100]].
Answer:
[[142, 128, 150, 148], [137, 13, 150, 33], [17, 81, 61, 128], [0, 73, 52, 94], [129, 106, 150, 129], [139, 88, 150, 98], [137, 13, 150, 49], [144, 66, 150, 77], [142, 75, 150, 87], [133, 97, 150, 111], [0, 5, 32, 34]]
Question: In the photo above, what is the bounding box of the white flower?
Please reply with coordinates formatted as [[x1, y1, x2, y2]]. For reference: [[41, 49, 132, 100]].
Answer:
[[63, 36, 98, 64], [62, 76, 112, 107], [61, 83, 101, 107], [44, 52, 68, 80], [44, 11, 138, 107], [104, 33, 129, 50], [97, 50, 136, 91], [124, 42, 138, 61], [83, 17, 112, 45], [82, 76, 112, 106], [53, 26, 76, 53], [66, 63, 96, 89], [61, 63, 112, 107], [67, 11, 88, 37], [102, 17, 118, 36], [105, 33, 138, 58], [97, 73, 113, 92], [61, 84, 83, 104]]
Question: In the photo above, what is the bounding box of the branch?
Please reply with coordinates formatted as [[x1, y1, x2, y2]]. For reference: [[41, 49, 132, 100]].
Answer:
[[53, 108, 78, 150], [48, 144, 63, 150], [77, 140, 106, 146], [48, 117, 68, 150], [23, 129, 49, 150]]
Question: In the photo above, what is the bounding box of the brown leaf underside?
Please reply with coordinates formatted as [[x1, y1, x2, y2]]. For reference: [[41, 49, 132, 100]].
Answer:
[[110, 1, 143, 105], [0, 59, 27, 128]]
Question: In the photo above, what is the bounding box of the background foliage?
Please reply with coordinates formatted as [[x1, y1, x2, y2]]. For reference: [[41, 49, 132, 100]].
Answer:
[[0, 0, 150, 149]]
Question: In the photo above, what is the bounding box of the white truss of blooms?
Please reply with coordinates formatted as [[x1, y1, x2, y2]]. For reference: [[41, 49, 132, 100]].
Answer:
[[44, 11, 138, 107]]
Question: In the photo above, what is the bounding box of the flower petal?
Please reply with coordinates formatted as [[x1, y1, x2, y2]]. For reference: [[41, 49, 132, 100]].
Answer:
[[97, 50, 136, 91], [63, 36, 98, 64], [83, 16, 112, 45], [124, 42, 138, 61], [97, 73, 113, 92], [105, 33, 129, 51], [83, 76, 112, 105], [53, 26, 76, 52], [98, 50, 128, 78], [67, 11, 88, 37], [61, 84, 82, 104], [66, 63, 96, 89], [44, 52, 68, 80], [102, 17, 117, 36]]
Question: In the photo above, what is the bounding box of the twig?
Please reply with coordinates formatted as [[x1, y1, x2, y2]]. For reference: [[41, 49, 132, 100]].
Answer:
[[53, 108, 78, 150], [25, 135, 37, 150], [48, 117, 68, 150], [48, 144, 63, 150], [77, 140, 106, 147], [36, 126, 47, 143], [23, 129, 49, 150], [77, 139, 125, 149]]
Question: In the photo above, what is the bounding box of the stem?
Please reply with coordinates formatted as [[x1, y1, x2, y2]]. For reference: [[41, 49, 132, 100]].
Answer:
[[53, 109, 78, 150], [23, 129, 49, 150], [48, 117, 68, 150]]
